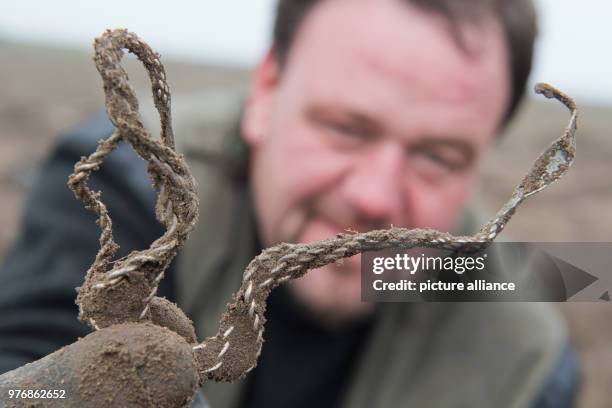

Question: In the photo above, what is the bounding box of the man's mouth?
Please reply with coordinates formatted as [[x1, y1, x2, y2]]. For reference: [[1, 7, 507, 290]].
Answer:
[[297, 215, 362, 274], [304, 215, 345, 241]]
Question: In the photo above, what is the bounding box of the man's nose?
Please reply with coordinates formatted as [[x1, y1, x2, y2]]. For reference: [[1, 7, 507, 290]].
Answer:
[[340, 141, 406, 227]]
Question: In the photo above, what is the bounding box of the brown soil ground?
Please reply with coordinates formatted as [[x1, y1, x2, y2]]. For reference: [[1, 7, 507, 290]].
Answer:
[[0, 40, 610, 406]]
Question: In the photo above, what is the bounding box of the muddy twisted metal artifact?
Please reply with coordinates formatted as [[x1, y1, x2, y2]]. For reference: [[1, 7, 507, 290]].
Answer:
[[0, 29, 578, 407]]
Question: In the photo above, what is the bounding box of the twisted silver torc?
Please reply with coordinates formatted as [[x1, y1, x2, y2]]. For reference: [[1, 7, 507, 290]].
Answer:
[[71, 29, 578, 383]]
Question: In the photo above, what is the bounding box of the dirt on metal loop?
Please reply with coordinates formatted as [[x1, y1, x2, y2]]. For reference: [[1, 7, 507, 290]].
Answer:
[[67, 27, 578, 394], [68, 28, 199, 331]]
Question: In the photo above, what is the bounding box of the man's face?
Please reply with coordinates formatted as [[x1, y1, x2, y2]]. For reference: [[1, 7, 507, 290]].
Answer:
[[242, 0, 510, 322]]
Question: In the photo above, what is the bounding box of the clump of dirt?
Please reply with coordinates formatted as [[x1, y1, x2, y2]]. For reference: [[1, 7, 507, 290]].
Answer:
[[77, 323, 199, 407], [0, 323, 200, 407]]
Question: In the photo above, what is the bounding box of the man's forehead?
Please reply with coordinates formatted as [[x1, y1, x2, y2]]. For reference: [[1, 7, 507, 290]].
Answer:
[[287, 0, 510, 134], [299, 1, 502, 86]]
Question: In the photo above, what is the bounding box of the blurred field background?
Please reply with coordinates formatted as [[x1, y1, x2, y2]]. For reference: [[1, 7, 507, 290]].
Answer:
[[1, 3, 611, 405], [1, 38, 611, 408]]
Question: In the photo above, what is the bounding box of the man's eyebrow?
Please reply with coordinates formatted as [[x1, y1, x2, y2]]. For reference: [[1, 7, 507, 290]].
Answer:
[[306, 105, 384, 136]]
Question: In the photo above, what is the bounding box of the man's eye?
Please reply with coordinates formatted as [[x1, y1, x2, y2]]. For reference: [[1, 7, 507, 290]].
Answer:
[[325, 121, 365, 138], [420, 150, 453, 167], [411, 147, 471, 173]]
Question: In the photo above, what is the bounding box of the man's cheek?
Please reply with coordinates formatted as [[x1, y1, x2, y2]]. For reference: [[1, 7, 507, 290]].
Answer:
[[281, 141, 352, 200], [406, 181, 461, 231]]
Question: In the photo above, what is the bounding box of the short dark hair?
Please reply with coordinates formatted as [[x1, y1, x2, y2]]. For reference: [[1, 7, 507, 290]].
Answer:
[[272, 0, 538, 127]]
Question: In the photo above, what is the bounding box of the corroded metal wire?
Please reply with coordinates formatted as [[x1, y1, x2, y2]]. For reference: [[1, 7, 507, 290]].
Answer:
[[68, 29, 199, 328], [69, 28, 578, 384]]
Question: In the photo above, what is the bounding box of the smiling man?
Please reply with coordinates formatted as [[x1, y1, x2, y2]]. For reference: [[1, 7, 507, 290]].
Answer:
[[0, 0, 579, 407], [244, 0, 510, 324]]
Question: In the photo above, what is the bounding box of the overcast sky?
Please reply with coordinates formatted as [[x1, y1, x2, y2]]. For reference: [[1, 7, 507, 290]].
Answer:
[[0, 0, 610, 105]]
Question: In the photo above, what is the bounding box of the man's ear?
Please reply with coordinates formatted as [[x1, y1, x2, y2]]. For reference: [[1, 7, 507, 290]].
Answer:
[[241, 48, 281, 147]]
